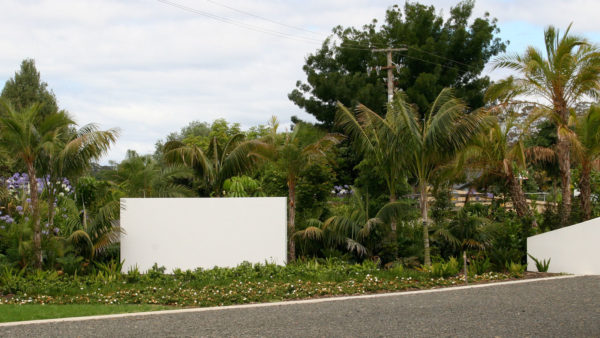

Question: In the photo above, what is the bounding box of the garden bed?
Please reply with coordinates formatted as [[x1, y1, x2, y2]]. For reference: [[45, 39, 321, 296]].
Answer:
[[0, 261, 559, 308]]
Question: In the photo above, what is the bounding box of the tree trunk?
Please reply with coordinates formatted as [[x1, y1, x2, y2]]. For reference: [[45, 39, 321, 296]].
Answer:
[[506, 166, 538, 227], [580, 160, 592, 220], [555, 98, 571, 227], [464, 187, 473, 205], [419, 182, 431, 266], [287, 179, 296, 262], [557, 136, 572, 226], [28, 164, 42, 269]]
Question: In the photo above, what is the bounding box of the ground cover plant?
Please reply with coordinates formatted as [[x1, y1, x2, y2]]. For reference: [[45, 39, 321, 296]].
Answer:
[[0, 259, 519, 314]]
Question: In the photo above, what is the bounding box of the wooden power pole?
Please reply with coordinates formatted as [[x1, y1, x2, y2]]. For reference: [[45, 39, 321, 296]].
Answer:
[[371, 47, 407, 102]]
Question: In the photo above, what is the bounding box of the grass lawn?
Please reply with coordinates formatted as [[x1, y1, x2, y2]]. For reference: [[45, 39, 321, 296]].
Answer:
[[0, 304, 172, 323]]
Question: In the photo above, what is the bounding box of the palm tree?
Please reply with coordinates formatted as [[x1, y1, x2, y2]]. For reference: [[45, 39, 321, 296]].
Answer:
[[296, 187, 414, 259], [573, 105, 600, 220], [164, 133, 270, 197], [42, 123, 119, 228], [339, 89, 490, 266], [462, 111, 541, 226], [0, 101, 73, 268], [66, 197, 122, 261], [491, 24, 600, 226], [337, 97, 411, 248], [111, 150, 192, 198], [269, 122, 341, 261]]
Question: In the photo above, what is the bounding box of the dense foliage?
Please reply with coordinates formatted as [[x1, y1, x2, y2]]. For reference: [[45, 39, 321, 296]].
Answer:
[[1, 3, 599, 298], [289, 0, 506, 127]]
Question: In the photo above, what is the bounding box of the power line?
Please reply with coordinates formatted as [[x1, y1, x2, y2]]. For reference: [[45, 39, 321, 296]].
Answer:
[[204, 0, 326, 38], [158, 0, 480, 73], [157, 0, 323, 44]]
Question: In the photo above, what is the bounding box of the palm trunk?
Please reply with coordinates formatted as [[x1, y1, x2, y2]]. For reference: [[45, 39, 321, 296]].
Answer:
[[27, 164, 42, 269], [387, 192, 398, 261], [555, 99, 571, 227], [47, 181, 56, 229], [557, 136, 571, 226], [506, 167, 538, 227], [580, 160, 592, 220], [419, 182, 431, 266], [287, 178, 296, 262]]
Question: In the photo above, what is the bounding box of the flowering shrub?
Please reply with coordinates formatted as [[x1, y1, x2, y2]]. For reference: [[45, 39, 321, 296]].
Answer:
[[331, 185, 353, 198], [0, 260, 517, 306]]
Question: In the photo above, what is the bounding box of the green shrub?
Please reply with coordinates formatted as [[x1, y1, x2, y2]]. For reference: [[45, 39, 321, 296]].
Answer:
[[126, 265, 141, 283], [469, 257, 492, 275], [0, 266, 25, 294], [56, 255, 83, 275], [527, 254, 551, 272], [422, 257, 460, 278], [506, 261, 525, 277]]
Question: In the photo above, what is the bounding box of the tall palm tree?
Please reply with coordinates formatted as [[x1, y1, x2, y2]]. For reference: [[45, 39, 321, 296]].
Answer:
[[269, 122, 341, 261], [164, 133, 270, 197], [462, 111, 541, 226], [399, 89, 491, 266], [337, 97, 410, 247], [42, 123, 119, 228], [340, 89, 490, 266], [0, 101, 73, 268], [491, 24, 600, 226], [573, 105, 600, 220]]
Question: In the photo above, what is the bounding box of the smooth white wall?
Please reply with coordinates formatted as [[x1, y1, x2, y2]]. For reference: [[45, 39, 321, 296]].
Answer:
[[120, 197, 287, 273], [527, 217, 600, 274]]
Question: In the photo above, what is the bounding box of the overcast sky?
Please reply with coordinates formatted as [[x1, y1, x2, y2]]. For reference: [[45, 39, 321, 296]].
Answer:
[[1, 0, 599, 164]]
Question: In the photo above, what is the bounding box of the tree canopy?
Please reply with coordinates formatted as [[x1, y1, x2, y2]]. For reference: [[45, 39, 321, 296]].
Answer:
[[289, 0, 506, 128], [1, 59, 59, 119]]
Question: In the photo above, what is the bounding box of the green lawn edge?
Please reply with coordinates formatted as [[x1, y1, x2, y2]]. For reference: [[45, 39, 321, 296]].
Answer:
[[0, 304, 172, 323]]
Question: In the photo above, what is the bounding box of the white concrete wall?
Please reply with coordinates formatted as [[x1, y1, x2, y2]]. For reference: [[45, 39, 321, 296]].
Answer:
[[527, 217, 600, 274], [120, 197, 287, 273]]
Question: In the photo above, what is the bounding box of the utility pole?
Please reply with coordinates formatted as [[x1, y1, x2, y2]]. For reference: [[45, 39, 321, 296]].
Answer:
[[371, 47, 407, 102]]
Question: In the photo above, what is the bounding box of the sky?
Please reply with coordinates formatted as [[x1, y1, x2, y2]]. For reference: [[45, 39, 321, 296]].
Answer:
[[1, 0, 599, 164]]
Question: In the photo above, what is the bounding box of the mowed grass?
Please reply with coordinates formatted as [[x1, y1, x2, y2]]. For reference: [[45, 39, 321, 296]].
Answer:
[[0, 304, 172, 323]]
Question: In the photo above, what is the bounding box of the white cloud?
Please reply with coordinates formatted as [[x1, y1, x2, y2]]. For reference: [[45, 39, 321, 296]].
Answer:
[[1, 0, 598, 164]]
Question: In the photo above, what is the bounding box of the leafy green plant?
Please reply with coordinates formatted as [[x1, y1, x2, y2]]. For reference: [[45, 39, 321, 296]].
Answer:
[[147, 263, 166, 279], [126, 265, 141, 283], [469, 257, 492, 276], [94, 260, 123, 282], [527, 254, 551, 272], [506, 261, 525, 277], [0, 266, 25, 294], [421, 257, 460, 278], [56, 254, 83, 275]]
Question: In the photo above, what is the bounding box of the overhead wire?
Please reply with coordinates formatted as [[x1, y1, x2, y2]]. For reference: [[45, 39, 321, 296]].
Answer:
[[158, 0, 480, 74]]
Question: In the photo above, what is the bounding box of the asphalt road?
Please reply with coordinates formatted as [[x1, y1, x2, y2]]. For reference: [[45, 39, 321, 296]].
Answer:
[[2, 276, 599, 337]]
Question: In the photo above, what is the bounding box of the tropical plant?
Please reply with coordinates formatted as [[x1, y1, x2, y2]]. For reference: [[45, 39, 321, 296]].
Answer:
[[295, 187, 414, 260], [164, 132, 270, 197], [65, 197, 122, 262], [110, 150, 192, 198], [268, 121, 341, 261], [462, 110, 541, 226], [572, 105, 600, 220], [223, 176, 264, 197], [0, 101, 74, 268], [490, 24, 600, 226], [340, 89, 490, 266], [337, 96, 411, 249], [527, 253, 551, 272]]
